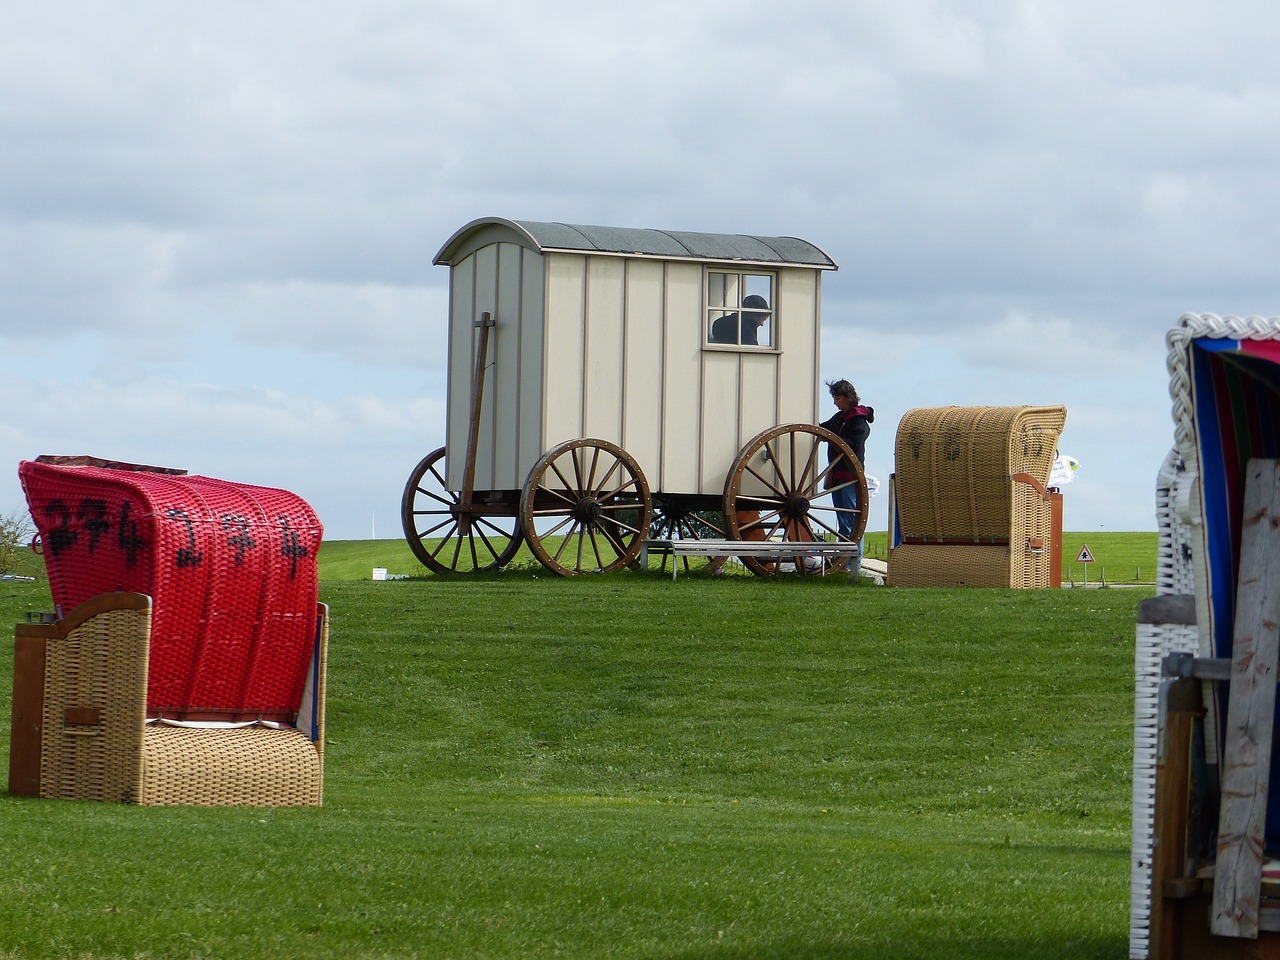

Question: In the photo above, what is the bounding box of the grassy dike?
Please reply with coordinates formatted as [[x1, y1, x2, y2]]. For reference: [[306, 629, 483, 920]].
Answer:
[[0, 539, 1149, 959]]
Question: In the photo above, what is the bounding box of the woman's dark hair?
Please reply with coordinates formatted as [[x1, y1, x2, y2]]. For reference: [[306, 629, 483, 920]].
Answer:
[[826, 379, 859, 405]]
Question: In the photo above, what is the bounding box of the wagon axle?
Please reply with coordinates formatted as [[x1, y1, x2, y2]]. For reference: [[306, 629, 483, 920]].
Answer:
[[782, 493, 811, 518], [571, 497, 603, 524]]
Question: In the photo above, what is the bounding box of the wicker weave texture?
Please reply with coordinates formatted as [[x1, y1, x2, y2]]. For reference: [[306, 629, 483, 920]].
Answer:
[[885, 544, 1013, 588], [888, 405, 1064, 589], [40, 602, 150, 803], [1129, 618, 1199, 960], [140, 725, 322, 806], [893, 405, 1066, 540], [32, 593, 327, 806], [1154, 450, 1198, 600], [20, 461, 323, 720]]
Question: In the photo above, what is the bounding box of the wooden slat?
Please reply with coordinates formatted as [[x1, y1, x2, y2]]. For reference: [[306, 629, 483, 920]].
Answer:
[[641, 539, 861, 582], [7, 634, 46, 797], [1213, 459, 1280, 938], [1150, 678, 1202, 960], [645, 538, 856, 557]]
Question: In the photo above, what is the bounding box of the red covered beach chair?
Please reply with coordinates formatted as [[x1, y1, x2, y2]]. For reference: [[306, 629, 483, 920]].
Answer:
[[7, 457, 327, 806]]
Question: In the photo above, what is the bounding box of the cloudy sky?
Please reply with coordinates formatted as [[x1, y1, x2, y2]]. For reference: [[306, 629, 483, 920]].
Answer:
[[4, 0, 1278, 541]]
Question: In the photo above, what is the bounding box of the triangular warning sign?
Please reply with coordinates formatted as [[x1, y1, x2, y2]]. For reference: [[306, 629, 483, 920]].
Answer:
[[1076, 544, 1095, 563]]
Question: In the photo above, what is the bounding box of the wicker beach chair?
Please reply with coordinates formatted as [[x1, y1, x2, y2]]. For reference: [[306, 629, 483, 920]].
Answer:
[[1133, 315, 1280, 958], [7, 457, 326, 806], [885, 405, 1066, 588]]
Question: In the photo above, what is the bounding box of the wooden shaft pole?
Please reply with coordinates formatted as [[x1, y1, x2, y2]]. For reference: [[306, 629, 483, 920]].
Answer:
[[459, 312, 495, 511]]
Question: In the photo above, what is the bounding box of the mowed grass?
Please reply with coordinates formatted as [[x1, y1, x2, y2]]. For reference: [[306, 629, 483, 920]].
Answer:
[[0, 544, 1146, 959], [325, 530, 1160, 584]]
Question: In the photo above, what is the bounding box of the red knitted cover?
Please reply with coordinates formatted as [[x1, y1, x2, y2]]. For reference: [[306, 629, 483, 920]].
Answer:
[[19, 460, 323, 721]]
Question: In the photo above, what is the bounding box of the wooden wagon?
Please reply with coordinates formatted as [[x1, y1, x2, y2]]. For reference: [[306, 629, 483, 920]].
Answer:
[[401, 217, 869, 577]]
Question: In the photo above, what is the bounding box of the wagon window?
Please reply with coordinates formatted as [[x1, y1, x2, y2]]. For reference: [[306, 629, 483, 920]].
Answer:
[[706, 271, 774, 348]]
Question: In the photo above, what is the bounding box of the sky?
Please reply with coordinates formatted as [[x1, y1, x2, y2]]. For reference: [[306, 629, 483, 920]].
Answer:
[[4, 0, 1280, 541]]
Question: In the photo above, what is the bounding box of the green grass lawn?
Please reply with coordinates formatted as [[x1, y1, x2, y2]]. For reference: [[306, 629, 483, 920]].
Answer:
[[0, 543, 1147, 959], [327, 531, 1160, 585]]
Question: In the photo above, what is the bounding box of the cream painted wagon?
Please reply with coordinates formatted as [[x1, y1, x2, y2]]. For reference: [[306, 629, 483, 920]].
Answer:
[[400, 217, 869, 577]]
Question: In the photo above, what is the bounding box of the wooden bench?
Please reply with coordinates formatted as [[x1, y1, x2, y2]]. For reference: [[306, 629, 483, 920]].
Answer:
[[641, 539, 858, 581]]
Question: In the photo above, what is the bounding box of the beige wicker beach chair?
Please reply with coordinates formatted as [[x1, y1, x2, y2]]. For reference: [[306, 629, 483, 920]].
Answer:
[[885, 405, 1067, 588]]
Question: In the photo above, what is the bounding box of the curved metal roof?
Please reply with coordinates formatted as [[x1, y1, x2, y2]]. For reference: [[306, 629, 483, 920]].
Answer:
[[434, 217, 837, 269]]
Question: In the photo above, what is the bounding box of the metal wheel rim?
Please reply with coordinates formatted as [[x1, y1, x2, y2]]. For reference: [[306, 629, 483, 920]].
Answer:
[[401, 447, 523, 573], [722, 423, 868, 576], [519, 438, 653, 576]]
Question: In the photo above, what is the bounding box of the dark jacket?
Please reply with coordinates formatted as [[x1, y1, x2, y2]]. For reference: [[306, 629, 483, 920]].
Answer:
[[710, 312, 759, 345], [820, 405, 873, 482]]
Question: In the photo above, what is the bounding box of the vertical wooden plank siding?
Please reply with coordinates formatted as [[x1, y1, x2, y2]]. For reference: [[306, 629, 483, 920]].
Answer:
[[445, 258, 476, 491], [622, 259, 665, 485], [582, 257, 626, 443], [811, 271, 823, 428], [492, 242, 524, 490], [700, 353, 741, 494], [661, 263, 703, 494], [739, 354, 780, 449], [471, 243, 499, 492], [1211, 458, 1280, 939], [517, 247, 546, 487], [777, 269, 819, 425], [542, 254, 587, 450], [440, 238, 828, 501]]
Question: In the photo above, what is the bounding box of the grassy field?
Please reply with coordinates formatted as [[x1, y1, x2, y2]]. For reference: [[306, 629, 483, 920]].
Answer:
[[323, 531, 1160, 585], [0, 540, 1147, 959]]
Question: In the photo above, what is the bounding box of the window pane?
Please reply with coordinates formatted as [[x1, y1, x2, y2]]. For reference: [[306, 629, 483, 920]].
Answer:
[[750, 313, 772, 348], [736, 310, 769, 347], [708, 310, 740, 344], [707, 272, 737, 309], [744, 274, 772, 303]]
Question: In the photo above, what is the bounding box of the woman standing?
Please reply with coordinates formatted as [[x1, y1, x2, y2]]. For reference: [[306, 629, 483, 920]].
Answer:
[[819, 379, 874, 573]]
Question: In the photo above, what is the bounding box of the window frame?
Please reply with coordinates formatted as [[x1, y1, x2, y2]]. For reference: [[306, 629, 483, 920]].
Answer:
[[703, 268, 779, 352]]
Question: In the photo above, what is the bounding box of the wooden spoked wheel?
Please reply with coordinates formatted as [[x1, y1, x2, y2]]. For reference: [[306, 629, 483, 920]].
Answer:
[[519, 438, 653, 576], [723, 423, 868, 576], [401, 446, 524, 573], [647, 495, 727, 575]]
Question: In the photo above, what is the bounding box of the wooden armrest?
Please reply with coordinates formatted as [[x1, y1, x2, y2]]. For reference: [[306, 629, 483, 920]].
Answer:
[[16, 592, 152, 641], [1011, 472, 1051, 501]]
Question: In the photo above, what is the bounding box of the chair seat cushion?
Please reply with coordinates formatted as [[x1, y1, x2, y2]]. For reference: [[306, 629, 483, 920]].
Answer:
[[140, 724, 322, 806]]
